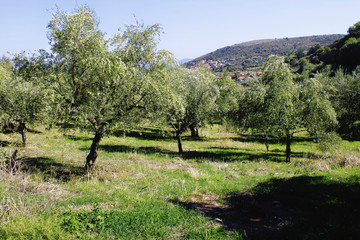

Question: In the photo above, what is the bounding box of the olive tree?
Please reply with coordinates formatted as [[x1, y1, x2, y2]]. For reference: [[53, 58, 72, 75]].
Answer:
[[237, 76, 271, 150], [47, 7, 172, 169], [237, 56, 337, 162], [163, 66, 218, 153], [331, 69, 360, 138], [0, 60, 45, 146], [212, 70, 242, 126], [184, 67, 218, 139], [301, 73, 338, 139]]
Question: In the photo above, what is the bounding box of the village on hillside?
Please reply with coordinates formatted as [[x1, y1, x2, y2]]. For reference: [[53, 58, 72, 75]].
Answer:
[[188, 58, 263, 81]]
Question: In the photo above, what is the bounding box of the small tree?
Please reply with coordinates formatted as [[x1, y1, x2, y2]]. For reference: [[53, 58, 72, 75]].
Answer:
[[184, 67, 218, 138], [163, 66, 218, 153], [237, 76, 270, 150], [213, 70, 242, 126], [331, 69, 360, 138], [237, 56, 337, 162], [0, 67, 45, 146], [243, 56, 301, 161], [301, 73, 338, 139]]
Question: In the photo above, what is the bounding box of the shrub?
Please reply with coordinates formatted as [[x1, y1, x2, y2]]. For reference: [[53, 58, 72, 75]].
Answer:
[[317, 132, 342, 153]]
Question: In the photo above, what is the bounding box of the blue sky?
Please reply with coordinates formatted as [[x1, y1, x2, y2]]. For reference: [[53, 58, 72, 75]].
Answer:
[[1, 0, 360, 60]]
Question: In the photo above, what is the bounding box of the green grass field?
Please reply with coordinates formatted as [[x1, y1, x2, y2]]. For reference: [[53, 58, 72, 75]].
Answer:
[[0, 126, 359, 239]]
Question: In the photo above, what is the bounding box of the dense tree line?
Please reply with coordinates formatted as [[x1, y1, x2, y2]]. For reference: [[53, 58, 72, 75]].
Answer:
[[0, 7, 359, 167], [287, 21, 360, 138]]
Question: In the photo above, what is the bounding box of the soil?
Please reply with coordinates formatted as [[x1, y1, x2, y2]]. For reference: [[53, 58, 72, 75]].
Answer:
[[176, 192, 303, 239]]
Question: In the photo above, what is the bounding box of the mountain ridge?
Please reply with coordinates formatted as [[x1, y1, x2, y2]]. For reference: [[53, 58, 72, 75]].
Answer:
[[186, 34, 344, 71]]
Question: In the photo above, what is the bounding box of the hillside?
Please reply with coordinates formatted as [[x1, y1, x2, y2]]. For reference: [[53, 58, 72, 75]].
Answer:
[[186, 34, 343, 72], [306, 23, 360, 72]]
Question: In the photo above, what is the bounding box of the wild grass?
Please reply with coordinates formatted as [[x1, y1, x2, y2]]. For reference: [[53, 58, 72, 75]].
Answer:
[[0, 125, 359, 239]]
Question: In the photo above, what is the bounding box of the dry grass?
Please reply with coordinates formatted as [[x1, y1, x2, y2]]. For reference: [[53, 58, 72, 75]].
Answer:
[[293, 152, 360, 172], [68, 201, 117, 212]]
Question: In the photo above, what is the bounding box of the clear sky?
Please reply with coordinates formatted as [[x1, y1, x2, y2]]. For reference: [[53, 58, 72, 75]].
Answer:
[[1, 0, 359, 60]]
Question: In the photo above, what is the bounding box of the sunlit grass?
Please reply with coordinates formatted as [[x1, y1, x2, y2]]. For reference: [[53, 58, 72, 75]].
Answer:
[[0, 125, 359, 239]]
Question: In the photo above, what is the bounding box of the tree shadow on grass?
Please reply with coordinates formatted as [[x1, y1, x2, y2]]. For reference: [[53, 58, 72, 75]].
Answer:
[[65, 135, 95, 142], [0, 140, 12, 147], [171, 175, 360, 239], [181, 149, 284, 162], [97, 143, 286, 163], [27, 128, 43, 134], [232, 134, 313, 146], [0, 140, 26, 147], [113, 128, 174, 141], [98, 144, 173, 156], [19, 157, 85, 182]]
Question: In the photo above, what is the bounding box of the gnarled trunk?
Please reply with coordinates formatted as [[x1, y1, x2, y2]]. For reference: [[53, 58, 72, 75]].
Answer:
[[285, 131, 292, 162], [18, 122, 27, 147], [176, 129, 183, 154], [264, 133, 269, 151], [85, 118, 104, 170], [85, 130, 103, 170], [174, 120, 184, 154], [190, 124, 199, 139]]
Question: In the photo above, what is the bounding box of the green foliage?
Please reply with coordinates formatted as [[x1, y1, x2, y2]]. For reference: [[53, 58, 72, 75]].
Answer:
[[46, 6, 174, 166], [0, 54, 47, 145], [261, 56, 300, 135], [331, 69, 360, 137], [236, 56, 339, 161], [213, 71, 242, 125], [0, 56, 13, 80], [344, 37, 358, 45], [238, 56, 300, 137], [317, 132, 342, 153], [48, 6, 173, 130], [304, 21, 360, 73], [347, 21, 360, 38], [163, 66, 219, 134], [61, 204, 109, 234], [0, 77, 45, 125], [300, 73, 338, 137]]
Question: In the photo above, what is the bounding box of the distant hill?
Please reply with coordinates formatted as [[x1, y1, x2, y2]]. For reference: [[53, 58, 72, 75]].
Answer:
[[178, 58, 192, 64], [186, 34, 343, 72]]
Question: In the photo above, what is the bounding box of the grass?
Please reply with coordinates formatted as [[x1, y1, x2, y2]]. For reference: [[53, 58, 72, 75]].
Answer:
[[0, 125, 359, 239]]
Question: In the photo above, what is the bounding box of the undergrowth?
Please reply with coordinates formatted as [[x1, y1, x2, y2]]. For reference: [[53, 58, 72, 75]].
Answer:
[[0, 126, 359, 239]]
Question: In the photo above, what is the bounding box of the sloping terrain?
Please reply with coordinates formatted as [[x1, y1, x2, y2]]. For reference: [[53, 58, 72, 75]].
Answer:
[[186, 34, 343, 71]]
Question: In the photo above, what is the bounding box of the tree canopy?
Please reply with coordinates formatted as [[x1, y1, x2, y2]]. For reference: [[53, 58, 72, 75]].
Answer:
[[236, 56, 337, 161], [47, 6, 173, 169], [162, 66, 218, 153]]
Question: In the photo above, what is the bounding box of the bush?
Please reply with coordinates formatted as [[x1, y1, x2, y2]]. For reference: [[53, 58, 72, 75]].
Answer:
[[317, 132, 342, 153]]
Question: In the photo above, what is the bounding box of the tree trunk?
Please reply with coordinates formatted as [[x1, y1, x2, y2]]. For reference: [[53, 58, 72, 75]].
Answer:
[[18, 122, 27, 147], [85, 129, 103, 170], [176, 129, 183, 154], [190, 124, 199, 139], [285, 131, 292, 162], [264, 133, 269, 151]]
